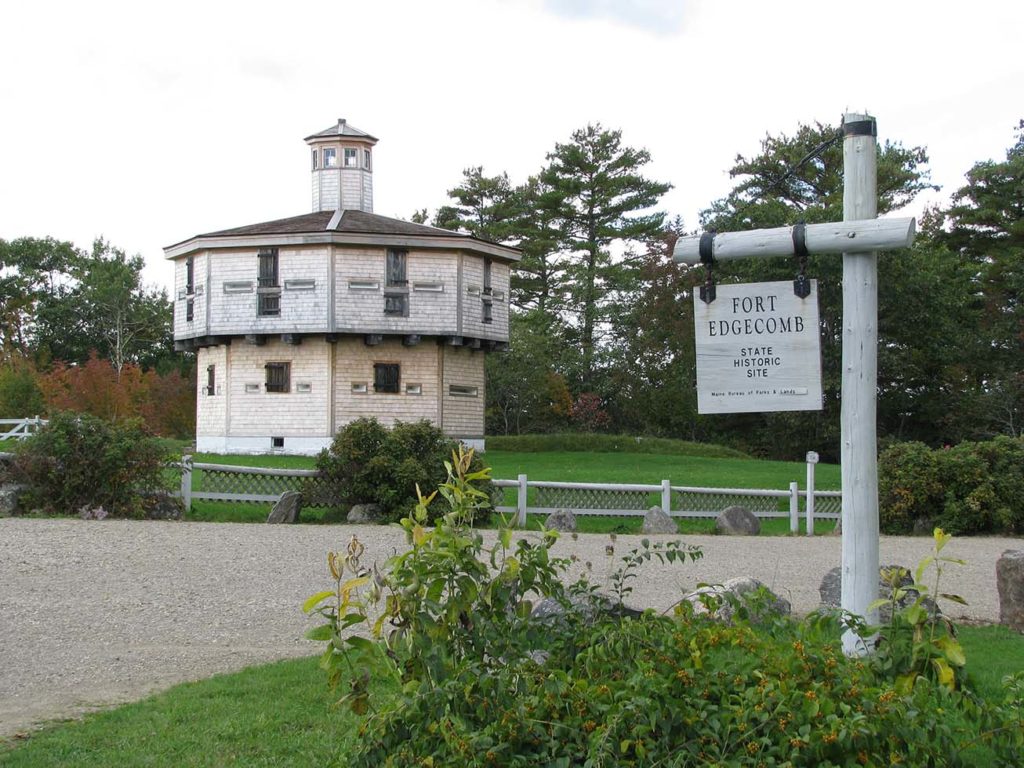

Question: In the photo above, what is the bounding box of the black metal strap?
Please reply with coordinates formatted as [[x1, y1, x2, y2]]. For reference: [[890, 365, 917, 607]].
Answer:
[[843, 118, 877, 137], [699, 232, 715, 265], [792, 220, 811, 298], [792, 221, 809, 261], [699, 231, 716, 304]]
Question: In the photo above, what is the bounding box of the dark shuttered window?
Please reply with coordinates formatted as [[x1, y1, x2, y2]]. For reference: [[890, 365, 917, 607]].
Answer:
[[265, 362, 290, 393], [384, 249, 408, 316], [373, 363, 400, 393], [258, 248, 281, 316]]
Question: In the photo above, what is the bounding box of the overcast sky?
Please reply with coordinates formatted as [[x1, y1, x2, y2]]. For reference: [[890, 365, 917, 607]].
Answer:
[[2, 0, 1021, 292]]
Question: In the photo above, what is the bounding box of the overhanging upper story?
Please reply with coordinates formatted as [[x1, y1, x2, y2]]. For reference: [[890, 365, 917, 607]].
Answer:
[[164, 209, 520, 351]]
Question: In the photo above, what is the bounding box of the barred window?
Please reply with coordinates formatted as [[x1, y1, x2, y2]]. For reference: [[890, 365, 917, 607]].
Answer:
[[265, 362, 290, 393], [384, 294, 407, 316], [258, 292, 280, 316], [186, 256, 195, 294], [185, 298, 194, 322], [482, 297, 493, 324], [258, 248, 279, 288], [206, 365, 215, 396], [373, 363, 400, 393], [386, 249, 407, 286]]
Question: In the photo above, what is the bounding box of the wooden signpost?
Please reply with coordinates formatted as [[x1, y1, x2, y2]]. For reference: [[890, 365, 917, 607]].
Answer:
[[674, 113, 916, 654]]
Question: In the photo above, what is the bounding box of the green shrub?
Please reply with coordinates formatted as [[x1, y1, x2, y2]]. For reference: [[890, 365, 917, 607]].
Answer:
[[304, 459, 1024, 767], [12, 411, 171, 517], [485, 432, 748, 458], [316, 418, 493, 524], [878, 441, 943, 533], [880, 436, 1024, 534]]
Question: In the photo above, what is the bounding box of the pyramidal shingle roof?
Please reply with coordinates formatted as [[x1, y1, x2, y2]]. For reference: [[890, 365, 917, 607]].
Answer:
[[195, 210, 472, 239], [303, 119, 378, 142]]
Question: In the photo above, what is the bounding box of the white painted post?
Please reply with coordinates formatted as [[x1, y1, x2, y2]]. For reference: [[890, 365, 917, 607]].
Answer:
[[181, 455, 193, 512], [840, 113, 881, 654], [789, 481, 800, 534], [661, 479, 672, 515], [806, 451, 818, 536], [516, 473, 528, 527]]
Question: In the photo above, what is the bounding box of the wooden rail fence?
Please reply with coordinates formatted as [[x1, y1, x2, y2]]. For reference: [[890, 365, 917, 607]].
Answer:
[[173, 456, 840, 534], [0, 417, 47, 441]]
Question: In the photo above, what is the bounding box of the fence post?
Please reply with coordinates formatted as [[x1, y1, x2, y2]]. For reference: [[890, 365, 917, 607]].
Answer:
[[516, 473, 528, 528], [181, 455, 193, 512], [789, 482, 800, 534], [805, 451, 819, 536], [661, 479, 672, 515]]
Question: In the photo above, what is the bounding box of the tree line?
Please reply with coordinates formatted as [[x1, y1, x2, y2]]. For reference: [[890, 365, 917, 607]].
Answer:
[[0, 238, 193, 437], [2, 119, 1019, 457], [424, 119, 1022, 460]]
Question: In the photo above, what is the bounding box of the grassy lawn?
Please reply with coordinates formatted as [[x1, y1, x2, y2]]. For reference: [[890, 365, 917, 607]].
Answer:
[[181, 443, 838, 533], [3, 625, 1020, 766]]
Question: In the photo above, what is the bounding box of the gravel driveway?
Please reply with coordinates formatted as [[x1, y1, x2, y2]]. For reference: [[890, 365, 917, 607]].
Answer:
[[0, 517, 1017, 739]]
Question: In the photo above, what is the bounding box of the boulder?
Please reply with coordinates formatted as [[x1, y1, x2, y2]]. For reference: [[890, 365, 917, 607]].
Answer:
[[818, 564, 923, 622], [141, 491, 184, 521], [912, 518, 935, 536], [78, 505, 109, 520], [682, 577, 791, 624], [641, 506, 678, 534], [997, 550, 1024, 632], [347, 503, 383, 523], [531, 592, 642, 626], [715, 505, 760, 536], [546, 508, 577, 532], [0, 484, 28, 517], [267, 491, 302, 524]]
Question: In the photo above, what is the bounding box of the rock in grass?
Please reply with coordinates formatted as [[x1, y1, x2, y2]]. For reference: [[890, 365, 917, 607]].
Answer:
[[267, 491, 302, 524], [546, 508, 577, 532], [347, 503, 382, 523], [642, 506, 678, 534], [715, 505, 760, 535], [0, 484, 28, 517], [682, 577, 790, 623], [997, 550, 1024, 632], [818, 564, 927, 623]]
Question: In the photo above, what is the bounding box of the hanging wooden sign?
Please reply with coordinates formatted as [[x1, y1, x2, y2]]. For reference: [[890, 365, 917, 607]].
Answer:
[[693, 280, 823, 414]]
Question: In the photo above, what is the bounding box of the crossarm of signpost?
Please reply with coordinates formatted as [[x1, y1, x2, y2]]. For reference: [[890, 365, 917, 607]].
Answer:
[[672, 218, 916, 264]]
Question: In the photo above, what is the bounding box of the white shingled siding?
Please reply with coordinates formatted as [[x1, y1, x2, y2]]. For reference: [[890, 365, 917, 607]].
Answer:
[[207, 246, 330, 335], [226, 338, 331, 437], [334, 248, 460, 336], [362, 173, 373, 212], [441, 346, 485, 438], [315, 168, 340, 212], [340, 168, 361, 212], [196, 345, 228, 436], [173, 251, 210, 338], [460, 255, 509, 341], [334, 338, 441, 428]]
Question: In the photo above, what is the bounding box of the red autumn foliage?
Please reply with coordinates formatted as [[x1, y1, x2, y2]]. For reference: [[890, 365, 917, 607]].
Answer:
[[35, 352, 195, 437]]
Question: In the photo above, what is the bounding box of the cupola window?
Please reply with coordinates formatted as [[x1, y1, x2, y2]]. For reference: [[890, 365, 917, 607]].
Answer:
[[323, 148, 337, 168], [344, 148, 359, 167]]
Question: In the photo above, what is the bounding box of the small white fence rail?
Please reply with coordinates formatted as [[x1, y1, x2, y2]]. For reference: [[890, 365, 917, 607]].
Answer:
[[492, 476, 840, 534], [0, 417, 47, 441], [172, 456, 840, 535]]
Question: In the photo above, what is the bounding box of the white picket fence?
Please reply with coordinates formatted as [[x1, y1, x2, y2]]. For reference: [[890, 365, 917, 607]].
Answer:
[[0, 417, 47, 441], [173, 456, 840, 535]]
